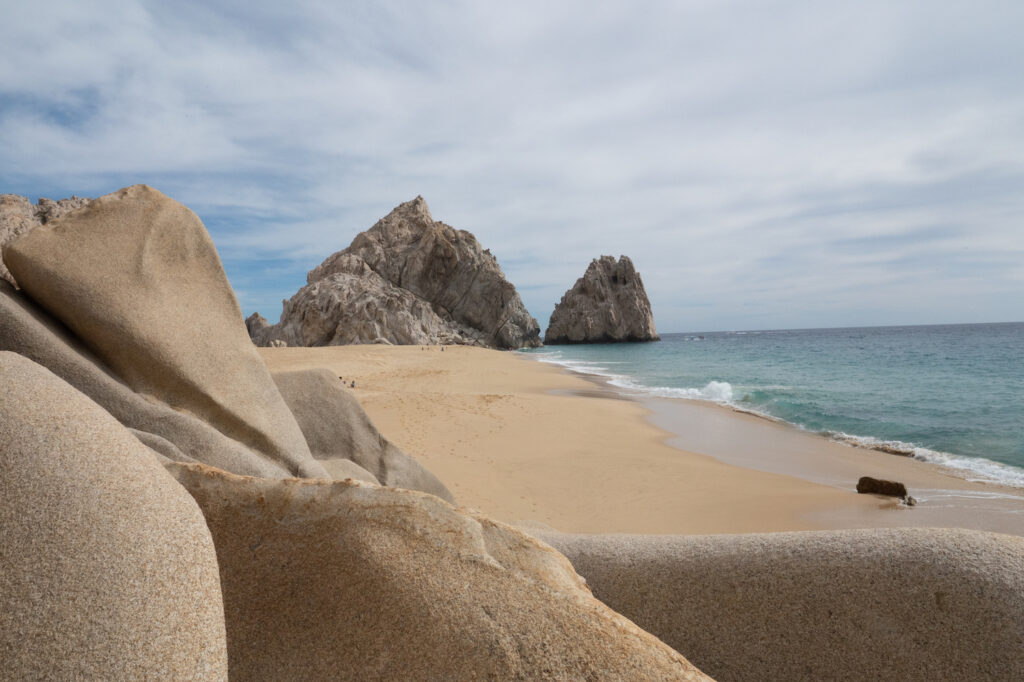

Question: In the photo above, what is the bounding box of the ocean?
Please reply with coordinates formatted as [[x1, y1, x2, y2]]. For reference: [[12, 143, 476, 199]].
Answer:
[[522, 322, 1024, 488]]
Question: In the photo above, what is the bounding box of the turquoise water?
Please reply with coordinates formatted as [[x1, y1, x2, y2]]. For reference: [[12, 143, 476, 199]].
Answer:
[[522, 323, 1024, 487]]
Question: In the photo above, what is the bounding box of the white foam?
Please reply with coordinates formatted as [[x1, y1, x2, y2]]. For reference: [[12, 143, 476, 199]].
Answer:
[[829, 432, 1024, 489]]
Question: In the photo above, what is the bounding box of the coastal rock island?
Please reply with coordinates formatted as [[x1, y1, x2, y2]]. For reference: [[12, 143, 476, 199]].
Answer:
[[250, 196, 541, 349], [545, 255, 659, 344]]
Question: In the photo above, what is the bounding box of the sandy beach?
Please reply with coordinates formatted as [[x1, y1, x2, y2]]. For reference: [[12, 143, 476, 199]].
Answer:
[[260, 344, 1024, 536]]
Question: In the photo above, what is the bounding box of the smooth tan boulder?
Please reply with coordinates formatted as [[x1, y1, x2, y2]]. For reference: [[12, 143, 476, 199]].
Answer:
[[534, 528, 1024, 681], [168, 463, 709, 681], [0, 280, 292, 477], [0, 352, 228, 679], [272, 368, 454, 501], [3, 185, 324, 477]]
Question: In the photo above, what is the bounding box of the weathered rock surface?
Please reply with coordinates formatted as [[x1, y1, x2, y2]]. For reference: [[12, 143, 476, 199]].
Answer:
[[0, 352, 228, 680], [272, 368, 455, 502], [0, 280, 292, 477], [251, 197, 541, 349], [3, 185, 326, 478], [533, 527, 1024, 681], [545, 255, 659, 344], [168, 463, 709, 681], [0, 193, 90, 286], [856, 475, 908, 498]]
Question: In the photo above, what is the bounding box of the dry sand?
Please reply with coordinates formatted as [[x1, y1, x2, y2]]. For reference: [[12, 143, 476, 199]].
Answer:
[[260, 345, 1024, 536]]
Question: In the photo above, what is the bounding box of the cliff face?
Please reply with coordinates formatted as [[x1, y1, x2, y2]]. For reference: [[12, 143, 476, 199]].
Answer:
[[252, 197, 541, 349], [544, 255, 659, 344]]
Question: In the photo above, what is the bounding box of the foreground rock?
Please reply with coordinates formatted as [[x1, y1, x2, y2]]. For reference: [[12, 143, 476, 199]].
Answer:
[[3, 185, 326, 478], [545, 255, 659, 344], [0, 193, 89, 286], [0, 281, 292, 477], [0, 352, 228, 679], [272, 368, 455, 501], [170, 463, 708, 681], [251, 197, 541, 349], [533, 527, 1024, 681]]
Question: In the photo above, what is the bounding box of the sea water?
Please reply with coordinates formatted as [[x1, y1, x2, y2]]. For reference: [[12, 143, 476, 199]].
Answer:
[[522, 322, 1024, 488]]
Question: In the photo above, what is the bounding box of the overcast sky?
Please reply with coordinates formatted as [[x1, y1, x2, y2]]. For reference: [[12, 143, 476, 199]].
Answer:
[[2, 1, 1022, 332]]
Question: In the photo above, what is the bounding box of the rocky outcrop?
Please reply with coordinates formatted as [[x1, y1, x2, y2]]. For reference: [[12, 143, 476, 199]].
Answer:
[[245, 311, 270, 337], [0, 352, 228, 680], [272, 368, 454, 501], [4, 185, 327, 478], [0, 193, 89, 286], [169, 463, 709, 681], [251, 197, 541, 349], [545, 255, 659, 344], [534, 528, 1024, 681]]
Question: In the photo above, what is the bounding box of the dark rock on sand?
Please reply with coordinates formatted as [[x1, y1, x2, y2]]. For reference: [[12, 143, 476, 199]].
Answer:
[[545, 255, 659, 344], [856, 476, 908, 497], [250, 197, 541, 349]]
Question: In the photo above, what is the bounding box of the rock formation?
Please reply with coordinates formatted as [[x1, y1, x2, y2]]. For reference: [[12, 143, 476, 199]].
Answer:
[[533, 527, 1024, 681], [250, 197, 541, 349], [4, 185, 327, 478], [545, 255, 659, 344], [0, 352, 228, 680], [169, 463, 709, 680], [0, 193, 89, 286], [0, 280, 291, 477], [272, 368, 455, 502]]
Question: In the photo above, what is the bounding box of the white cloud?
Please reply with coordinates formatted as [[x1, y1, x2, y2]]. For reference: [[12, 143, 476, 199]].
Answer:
[[2, 0, 1022, 330]]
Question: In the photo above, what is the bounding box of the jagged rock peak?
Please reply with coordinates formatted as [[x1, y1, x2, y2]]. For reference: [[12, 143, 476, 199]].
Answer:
[[251, 197, 541, 350], [544, 255, 659, 344]]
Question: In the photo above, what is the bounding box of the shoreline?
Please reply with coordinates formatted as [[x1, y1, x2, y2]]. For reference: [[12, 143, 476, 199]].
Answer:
[[557, 364, 1024, 536], [260, 345, 1024, 537]]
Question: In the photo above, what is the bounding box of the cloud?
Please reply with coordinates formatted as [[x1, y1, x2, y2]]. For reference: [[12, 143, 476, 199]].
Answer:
[[2, 0, 1022, 331]]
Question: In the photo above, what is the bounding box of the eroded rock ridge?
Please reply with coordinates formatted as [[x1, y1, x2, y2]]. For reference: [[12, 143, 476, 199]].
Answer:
[[545, 255, 659, 344], [250, 197, 541, 349]]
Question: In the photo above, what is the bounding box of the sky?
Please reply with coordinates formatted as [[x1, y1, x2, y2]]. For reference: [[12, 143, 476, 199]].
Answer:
[[2, 0, 1022, 333]]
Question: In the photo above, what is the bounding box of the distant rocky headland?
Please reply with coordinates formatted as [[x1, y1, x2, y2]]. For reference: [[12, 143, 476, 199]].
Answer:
[[545, 255, 659, 344], [249, 196, 541, 350]]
